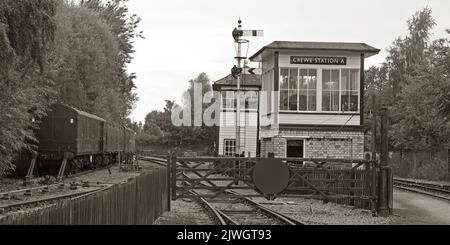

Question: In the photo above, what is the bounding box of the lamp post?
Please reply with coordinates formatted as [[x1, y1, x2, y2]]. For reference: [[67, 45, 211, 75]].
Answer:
[[231, 19, 263, 157], [232, 19, 248, 156]]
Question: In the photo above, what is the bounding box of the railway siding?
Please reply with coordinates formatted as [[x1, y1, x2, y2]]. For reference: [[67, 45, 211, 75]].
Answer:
[[0, 161, 168, 225]]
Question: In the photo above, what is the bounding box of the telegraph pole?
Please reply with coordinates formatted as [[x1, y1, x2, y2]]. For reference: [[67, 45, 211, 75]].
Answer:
[[231, 19, 262, 156]]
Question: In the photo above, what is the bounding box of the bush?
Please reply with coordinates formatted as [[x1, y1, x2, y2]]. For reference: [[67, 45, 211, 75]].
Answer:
[[415, 158, 449, 181]]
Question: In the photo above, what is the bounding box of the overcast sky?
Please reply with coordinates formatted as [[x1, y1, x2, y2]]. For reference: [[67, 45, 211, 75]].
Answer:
[[126, 0, 450, 123]]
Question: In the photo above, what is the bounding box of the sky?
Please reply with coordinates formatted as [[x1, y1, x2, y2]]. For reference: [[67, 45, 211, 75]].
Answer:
[[126, 0, 450, 123]]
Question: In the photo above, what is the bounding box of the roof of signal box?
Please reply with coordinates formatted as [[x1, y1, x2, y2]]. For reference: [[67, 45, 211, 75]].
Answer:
[[213, 74, 261, 89], [249, 41, 380, 61]]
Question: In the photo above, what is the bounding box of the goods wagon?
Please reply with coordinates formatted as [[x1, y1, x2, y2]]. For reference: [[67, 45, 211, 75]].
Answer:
[[14, 103, 136, 178]]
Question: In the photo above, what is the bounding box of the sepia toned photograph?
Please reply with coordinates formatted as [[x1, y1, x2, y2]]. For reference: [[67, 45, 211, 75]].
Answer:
[[0, 0, 449, 241]]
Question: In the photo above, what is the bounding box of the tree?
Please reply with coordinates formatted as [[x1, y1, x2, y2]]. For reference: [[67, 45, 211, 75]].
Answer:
[[390, 33, 450, 150], [181, 73, 215, 146], [48, 2, 119, 119], [0, 0, 142, 175], [0, 0, 57, 175], [385, 7, 435, 98], [364, 7, 450, 151], [81, 0, 142, 122], [139, 73, 217, 153], [47, 1, 141, 123]]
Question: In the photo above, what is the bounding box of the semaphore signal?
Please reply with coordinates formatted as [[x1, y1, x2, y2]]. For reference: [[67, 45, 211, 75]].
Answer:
[[232, 18, 263, 156], [243, 66, 262, 75]]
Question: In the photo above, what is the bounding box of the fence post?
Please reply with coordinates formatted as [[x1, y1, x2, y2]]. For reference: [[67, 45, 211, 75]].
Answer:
[[171, 153, 177, 201], [447, 149, 450, 181], [371, 100, 377, 213], [378, 107, 390, 216], [166, 153, 171, 211], [387, 167, 393, 214]]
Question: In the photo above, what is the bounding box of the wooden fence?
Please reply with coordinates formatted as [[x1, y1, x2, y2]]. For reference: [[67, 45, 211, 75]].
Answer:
[[285, 163, 377, 210], [390, 150, 450, 181], [0, 168, 168, 225]]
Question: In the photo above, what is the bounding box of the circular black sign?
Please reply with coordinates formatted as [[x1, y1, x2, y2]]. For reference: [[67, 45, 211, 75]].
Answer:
[[252, 158, 289, 195]]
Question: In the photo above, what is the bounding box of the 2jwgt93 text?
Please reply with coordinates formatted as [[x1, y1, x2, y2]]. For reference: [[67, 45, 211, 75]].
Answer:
[[177, 229, 272, 242]]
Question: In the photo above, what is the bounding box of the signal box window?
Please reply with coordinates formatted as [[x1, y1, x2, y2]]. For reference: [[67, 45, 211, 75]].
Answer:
[[224, 139, 237, 156], [341, 69, 359, 112]]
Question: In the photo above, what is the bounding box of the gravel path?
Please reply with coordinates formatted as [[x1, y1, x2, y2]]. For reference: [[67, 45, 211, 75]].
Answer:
[[253, 197, 390, 225], [390, 188, 450, 225], [154, 198, 215, 225], [230, 188, 391, 225]]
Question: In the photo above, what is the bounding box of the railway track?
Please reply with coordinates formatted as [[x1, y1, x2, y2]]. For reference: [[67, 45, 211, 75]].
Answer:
[[393, 177, 450, 202], [138, 154, 305, 225], [181, 173, 304, 225], [137, 155, 168, 167], [0, 182, 113, 214], [1, 162, 122, 215]]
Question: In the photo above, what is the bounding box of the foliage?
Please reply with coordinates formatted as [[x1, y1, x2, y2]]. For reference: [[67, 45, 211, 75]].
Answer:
[[48, 0, 141, 123], [415, 159, 449, 181], [81, 0, 142, 122], [139, 73, 216, 154], [0, 0, 142, 175], [390, 151, 449, 181], [125, 118, 142, 134], [0, 0, 57, 175], [364, 7, 450, 151], [181, 73, 216, 146]]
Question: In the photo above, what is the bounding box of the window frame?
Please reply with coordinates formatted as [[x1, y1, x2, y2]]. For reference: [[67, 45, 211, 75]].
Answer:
[[322, 69, 341, 112], [223, 139, 237, 156], [221, 90, 259, 111], [278, 67, 360, 114], [340, 69, 360, 112], [221, 91, 236, 110], [279, 68, 317, 112]]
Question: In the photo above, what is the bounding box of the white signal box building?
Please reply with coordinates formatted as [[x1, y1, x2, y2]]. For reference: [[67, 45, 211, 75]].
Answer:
[[249, 41, 379, 160], [213, 74, 261, 157]]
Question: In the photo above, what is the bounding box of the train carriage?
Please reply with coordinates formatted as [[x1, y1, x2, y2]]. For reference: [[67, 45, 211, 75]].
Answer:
[[37, 103, 104, 159], [104, 122, 123, 153], [16, 103, 136, 178]]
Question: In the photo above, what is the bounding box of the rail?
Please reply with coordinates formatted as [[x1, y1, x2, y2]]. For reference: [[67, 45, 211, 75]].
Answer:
[[181, 172, 305, 225], [393, 177, 450, 201]]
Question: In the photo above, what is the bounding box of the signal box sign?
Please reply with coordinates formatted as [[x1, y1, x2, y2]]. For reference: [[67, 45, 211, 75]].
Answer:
[[290, 56, 347, 65]]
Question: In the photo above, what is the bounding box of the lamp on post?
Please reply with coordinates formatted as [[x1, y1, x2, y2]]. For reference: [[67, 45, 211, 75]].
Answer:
[[230, 19, 263, 157], [232, 19, 250, 157]]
